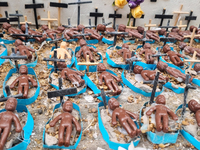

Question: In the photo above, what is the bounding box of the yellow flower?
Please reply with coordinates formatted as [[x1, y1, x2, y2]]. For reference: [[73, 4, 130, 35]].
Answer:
[[131, 5, 144, 18], [115, 0, 128, 9]]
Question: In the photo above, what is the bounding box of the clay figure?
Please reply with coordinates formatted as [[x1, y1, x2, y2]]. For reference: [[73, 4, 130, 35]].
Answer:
[[63, 27, 82, 40], [0, 97, 22, 150], [194, 64, 200, 72], [76, 39, 98, 62], [158, 29, 166, 36], [163, 44, 184, 66], [133, 65, 168, 82], [108, 98, 141, 138], [117, 43, 132, 63], [49, 101, 81, 147], [10, 65, 38, 98], [96, 24, 115, 33], [50, 42, 71, 59], [146, 95, 178, 133], [57, 62, 85, 87], [188, 99, 200, 127], [146, 30, 160, 42], [97, 63, 121, 95], [178, 42, 200, 57], [157, 61, 193, 83], [14, 39, 35, 60], [139, 43, 156, 64], [2, 22, 25, 41], [167, 32, 184, 41], [41, 25, 64, 40]]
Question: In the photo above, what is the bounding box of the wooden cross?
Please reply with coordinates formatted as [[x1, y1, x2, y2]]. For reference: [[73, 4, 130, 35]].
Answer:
[[41, 11, 57, 29], [90, 7, 103, 27], [145, 19, 157, 30], [78, 55, 99, 72], [50, 0, 68, 26], [184, 51, 198, 70], [184, 28, 200, 47], [127, 14, 145, 27], [109, 10, 122, 29], [177, 20, 187, 30], [173, 5, 189, 26], [20, 16, 32, 25], [155, 8, 173, 26], [185, 11, 197, 30]]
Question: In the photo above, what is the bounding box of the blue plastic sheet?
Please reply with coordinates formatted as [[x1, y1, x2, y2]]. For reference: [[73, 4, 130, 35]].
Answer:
[[123, 38, 135, 44], [74, 45, 103, 72], [47, 46, 75, 69], [0, 44, 8, 66], [3, 68, 40, 105], [0, 38, 36, 44], [98, 102, 140, 150], [102, 37, 114, 45], [2, 105, 34, 150], [43, 103, 83, 149], [140, 102, 179, 144], [49, 68, 87, 97]]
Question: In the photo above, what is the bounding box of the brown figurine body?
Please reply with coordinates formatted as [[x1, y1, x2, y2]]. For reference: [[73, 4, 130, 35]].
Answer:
[[10, 65, 38, 98], [49, 101, 81, 147], [2, 23, 25, 41], [179, 42, 200, 57], [117, 43, 132, 63], [0, 97, 22, 150], [139, 43, 155, 64], [96, 24, 115, 33], [14, 39, 35, 60], [97, 63, 121, 95], [76, 39, 98, 62], [157, 61, 193, 83], [42, 25, 64, 40], [50, 42, 71, 59], [108, 98, 141, 138], [146, 30, 160, 42], [167, 32, 184, 41], [163, 44, 184, 66], [188, 99, 200, 127], [146, 95, 178, 133], [63, 28, 82, 40]]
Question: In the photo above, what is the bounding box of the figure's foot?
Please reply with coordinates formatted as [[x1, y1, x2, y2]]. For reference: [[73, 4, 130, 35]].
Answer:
[[98, 35, 103, 41], [130, 131, 136, 138], [117, 89, 121, 95], [58, 139, 64, 146], [79, 80, 85, 87], [163, 127, 169, 133], [90, 59, 94, 62], [64, 141, 70, 147], [136, 129, 141, 136], [0, 143, 3, 150], [156, 125, 163, 132], [179, 61, 184, 66], [113, 90, 118, 96]]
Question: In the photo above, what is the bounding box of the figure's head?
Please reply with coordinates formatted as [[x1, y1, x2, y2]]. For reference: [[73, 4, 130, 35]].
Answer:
[[15, 39, 23, 47], [41, 25, 48, 31], [194, 64, 200, 72], [163, 44, 171, 53], [77, 24, 85, 31], [118, 24, 126, 32], [21, 24, 29, 32], [133, 65, 143, 74], [63, 101, 73, 113], [143, 43, 151, 49], [2, 22, 11, 30], [19, 65, 28, 74], [178, 42, 187, 50], [137, 26, 144, 34], [60, 41, 68, 49], [122, 43, 129, 49], [97, 63, 106, 72], [97, 24, 106, 31], [155, 95, 166, 105], [171, 28, 179, 32], [188, 99, 200, 112], [79, 39, 87, 47], [57, 62, 66, 71], [157, 61, 168, 72], [57, 26, 65, 32], [158, 28, 166, 35], [108, 98, 120, 110], [5, 97, 17, 111], [189, 25, 198, 33]]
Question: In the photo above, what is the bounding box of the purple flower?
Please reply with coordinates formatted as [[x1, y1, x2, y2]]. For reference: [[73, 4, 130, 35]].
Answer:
[[127, 0, 144, 9]]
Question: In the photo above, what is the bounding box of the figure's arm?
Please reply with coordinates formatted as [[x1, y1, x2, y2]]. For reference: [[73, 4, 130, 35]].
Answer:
[[126, 110, 139, 120], [89, 47, 98, 53], [61, 70, 67, 79], [13, 115, 22, 132], [146, 106, 157, 116], [49, 114, 62, 127], [112, 110, 118, 125], [27, 76, 38, 87], [167, 108, 178, 120], [98, 73, 103, 85], [76, 48, 83, 58], [110, 73, 121, 82], [141, 72, 150, 81], [117, 49, 124, 55], [73, 70, 83, 76], [14, 47, 19, 53], [139, 49, 145, 55], [10, 77, 20, 89], [27, 47, 35, 52], [72, 117, 81, 132], [177, 53, 184, 58]]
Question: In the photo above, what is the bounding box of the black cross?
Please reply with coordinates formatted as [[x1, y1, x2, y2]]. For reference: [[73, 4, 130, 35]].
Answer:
[[185, 11, 197, 31], [152, 47, 167, 62], [85, 18, 96, 29], [182, 74, 196, 116], [48, 78, 77, 106], [139, 31, 154, 46], [25, 0, 44, 29], [48, 34, 65, 48], [102, 18, 112, 27], [68, 0, 92, 26], [90, 8, 103, 27], [62, 18, 76, 28], [150, 0, 157, 2], [0, 48, 27, 72], [50, 1, 68, 8], [126, 51, 141, 73], [43, 50, 66, 73], [160, 20, 178, 32], [73, 28, 91, 40], [9, 10, 23, 29], [155, 9, 173, 26], [0, 11, 19, 24], [109, 10, 122, 29], [160, 32, 176, 46], [0, 2, 8, 7], [106, 25, 128, 46], [126, 14, 145, 27], [0, 86, 23, 102]]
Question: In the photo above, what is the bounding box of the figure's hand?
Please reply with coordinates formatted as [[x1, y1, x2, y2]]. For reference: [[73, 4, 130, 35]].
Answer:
[[76, 126, 81, 132], [112, 121, 117, 126], [15, 126, 22, 133], [10, 85, 14, 89], [117, 78, 122, 82], [99, 82, 102, 86], [33, 82, 38, 87], [172, 116, 178, 121], [146, 111, 152, 116], [49, 122, 54, 127]]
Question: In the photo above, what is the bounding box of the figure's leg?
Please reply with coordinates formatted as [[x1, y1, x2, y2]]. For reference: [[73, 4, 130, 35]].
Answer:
[[155, 114, 162, 132], [58, 126, 65, 146], [0, 127, 10, 149], [162, 115, 169, 133], [18, 85, 23, 95], [24, 50, 32, 60], [128, 118, 141, 136], [64, 126, 72, 147], [170, 56, 178, 66], [150, 56, 154, 64], [23, 85, 29, 99], [122, 120, 136, 138], [175, 56, 184, 66], [111, 80, 121, 95], [145, 54, 150, 64], [74, 74, 85, 87], [88, 52, 94, 62], [106, 82, 116, 95], [68, 75, 79, 87]]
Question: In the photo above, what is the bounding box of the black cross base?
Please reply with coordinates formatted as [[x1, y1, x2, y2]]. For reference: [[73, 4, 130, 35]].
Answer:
[[73, 28, 91, 40], [155, 9, 173, 26], [90, 8, 103, 27], [126, 51, 141, 73], [138, 31, 153, 46], [160, 32, 176, 46], [152, 47, 167, 62]]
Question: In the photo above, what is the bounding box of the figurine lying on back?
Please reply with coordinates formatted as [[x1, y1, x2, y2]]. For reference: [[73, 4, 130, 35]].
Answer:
[[49, 101, 81, 147], [146, 95, 178, 133], [42, 25, 65, 40], [108, 98, 141, 138], [97, 63, 121, 95], [10, 65, 38, 98], [14, 39, 35, 60], [139, 43, 155, 64], [188, 99, 200, 127], [179, 42, 200, 57], [96, 24, 115, 33], [117, 43, 132, 63], [0, 97, 22, 150]]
